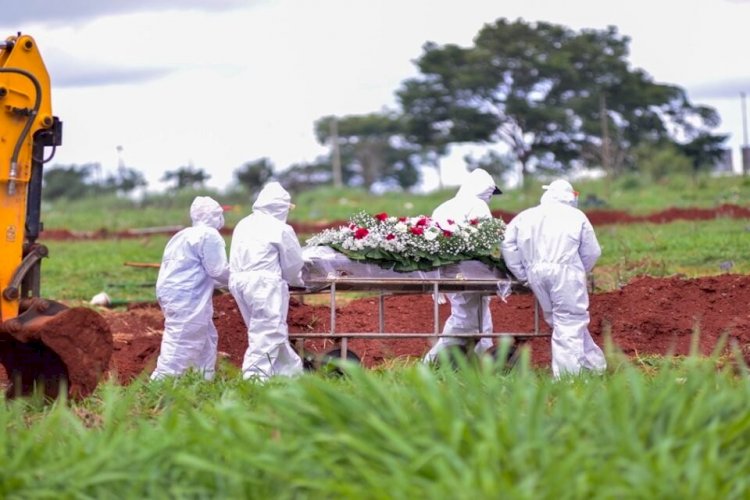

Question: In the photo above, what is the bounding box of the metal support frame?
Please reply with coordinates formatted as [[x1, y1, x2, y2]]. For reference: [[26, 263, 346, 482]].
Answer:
[[292, 276, 548, 361]]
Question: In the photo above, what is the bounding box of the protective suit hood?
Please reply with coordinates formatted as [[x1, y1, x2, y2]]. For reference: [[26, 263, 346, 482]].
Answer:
[[541, 179, 577, 207], [456, 169, 501, 203], [190, 196, 225, 230], [253, 182, 292, 222]]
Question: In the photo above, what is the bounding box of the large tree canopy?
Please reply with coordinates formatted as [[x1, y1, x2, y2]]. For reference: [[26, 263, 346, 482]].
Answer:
[[397, 18, 725, 184]]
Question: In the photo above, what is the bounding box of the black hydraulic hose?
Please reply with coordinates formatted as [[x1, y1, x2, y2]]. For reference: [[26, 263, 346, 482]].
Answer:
[[34, 143, 56, 164], [0, 67, 42, 191]]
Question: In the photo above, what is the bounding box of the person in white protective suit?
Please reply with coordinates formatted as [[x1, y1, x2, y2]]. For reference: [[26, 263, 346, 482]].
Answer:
[[228, 181, 305, 382], [423, 168, 503, 364], [151, 196, 230, 381], [501, 179, 606, 378]]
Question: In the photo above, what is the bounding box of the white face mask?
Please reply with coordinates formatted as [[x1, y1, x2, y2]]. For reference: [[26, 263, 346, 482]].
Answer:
[[478, 186, 495, 204], [201, 208, 224, 230]]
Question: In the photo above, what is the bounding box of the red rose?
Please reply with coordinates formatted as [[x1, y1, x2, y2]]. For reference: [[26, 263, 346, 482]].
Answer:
[[354, 227, 369, 239], [416, 217, 428, 227], [398, 216, 407, 222], [442, 230, 453, 237], [375, 212, 388, 221], [410, 226, 424, 236], [470, 218, 479, 225], [386, 233, 395, 240]]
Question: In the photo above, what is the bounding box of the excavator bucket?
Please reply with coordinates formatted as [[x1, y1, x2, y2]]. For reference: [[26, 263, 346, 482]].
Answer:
[[0, 34, 113, 400], [0, 302, 112, 399]]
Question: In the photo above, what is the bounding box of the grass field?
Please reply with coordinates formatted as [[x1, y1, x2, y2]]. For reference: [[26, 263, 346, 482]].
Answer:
[[7, 172, 750, 498], [42, 214, 750, 302], [38, 172, 750, 301], [41, 173, 750, 231], [3, 355, 749, 498], [594, 217, 750, 289]]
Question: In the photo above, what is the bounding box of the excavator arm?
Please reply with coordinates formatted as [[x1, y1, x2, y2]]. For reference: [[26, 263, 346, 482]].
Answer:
[[0, 34, 112, 399]]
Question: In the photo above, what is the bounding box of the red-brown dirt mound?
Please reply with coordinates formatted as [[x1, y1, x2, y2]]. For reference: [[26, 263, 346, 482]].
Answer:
[[4, 274, 745, 388], [98, 273, 750, 384], [0, 307, 112, 398]]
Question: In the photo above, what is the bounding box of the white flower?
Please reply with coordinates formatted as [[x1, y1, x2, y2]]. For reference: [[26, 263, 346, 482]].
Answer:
[[441, 221, 458, 233], [424, 226, 440, 241]]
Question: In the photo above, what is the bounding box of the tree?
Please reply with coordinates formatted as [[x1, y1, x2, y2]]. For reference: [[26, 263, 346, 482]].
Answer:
[[678, 132, 729, 176], [43, 163, 98, 201], [396, 78, 464, 189], [103, 166, 147, 195], [275, 158, 338, 194], [464, 150, 516, 180], [632, 143, 692, 182], [397, 18, 724, 186], [161, 164, 210, 191], [43, 163, 148, 200], [315, 113, 421, 191], [234, 158, 274, 195]]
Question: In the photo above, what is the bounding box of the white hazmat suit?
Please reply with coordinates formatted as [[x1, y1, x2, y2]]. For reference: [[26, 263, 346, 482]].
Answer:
[[229, 182, 304, 381], [423, 168, 502, 364], [152, 196, 230, 381], [501, 179, 606, 378]]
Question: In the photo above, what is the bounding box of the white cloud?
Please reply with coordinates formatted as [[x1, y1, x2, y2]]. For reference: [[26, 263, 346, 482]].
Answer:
[[1, 0, 251, 25]]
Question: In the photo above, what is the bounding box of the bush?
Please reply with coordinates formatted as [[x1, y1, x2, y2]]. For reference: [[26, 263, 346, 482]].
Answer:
[[633, 143, 693, 182]]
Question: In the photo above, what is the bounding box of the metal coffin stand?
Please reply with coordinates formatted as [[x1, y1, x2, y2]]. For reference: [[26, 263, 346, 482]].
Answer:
[[290, 275, 550, 362]]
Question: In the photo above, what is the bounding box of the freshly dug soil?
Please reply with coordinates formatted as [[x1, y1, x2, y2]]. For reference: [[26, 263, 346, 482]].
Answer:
[[99, 273, 750, 384], [0, 307, 112, 398]]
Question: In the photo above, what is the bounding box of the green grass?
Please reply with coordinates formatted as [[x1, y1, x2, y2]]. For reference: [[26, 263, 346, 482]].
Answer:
[[42, 189, 250, 232], [42, 236, 169, 304], [34, 172, 750, 301], [280, 173, 750, 221], [40, 215, 749, 303], [563, 173, 750, 214], [41, 173, 750, 231], [593, 217, 750, 290], [2, 354, 749, 498]]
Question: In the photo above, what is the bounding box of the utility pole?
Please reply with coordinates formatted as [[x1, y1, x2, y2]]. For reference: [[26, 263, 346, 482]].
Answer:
[[742, 92, 748, 146], [330, 117, 343, 188], [600, 93, 612, 195], [116, 145, 125, 172], [599, 94, 611, 173], [742, 92, 749, 176]]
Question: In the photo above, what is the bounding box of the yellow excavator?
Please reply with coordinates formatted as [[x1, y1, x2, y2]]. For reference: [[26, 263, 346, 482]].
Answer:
[[0, 33, 112, 399]]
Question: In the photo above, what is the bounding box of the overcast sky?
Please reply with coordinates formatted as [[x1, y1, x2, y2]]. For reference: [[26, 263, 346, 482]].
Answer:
[[2, 0, 749, 191]]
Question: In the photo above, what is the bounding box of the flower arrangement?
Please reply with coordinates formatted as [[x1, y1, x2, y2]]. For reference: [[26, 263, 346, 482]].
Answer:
[[306, 211, 507, 272]]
